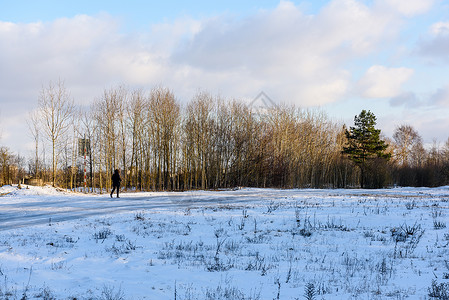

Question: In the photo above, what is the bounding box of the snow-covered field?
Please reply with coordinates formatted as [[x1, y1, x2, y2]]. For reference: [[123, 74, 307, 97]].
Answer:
[[0, 185, 448, 299]]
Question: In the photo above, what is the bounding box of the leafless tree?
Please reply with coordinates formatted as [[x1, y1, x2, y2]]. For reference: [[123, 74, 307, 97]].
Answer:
[[184, 92, 214, 189], [393, 124, 423, 167], [38, 80, 74, 186], [0, 147, 14, 186], [27, 110, 41, 178], [442, 137, 449, 162], [93, 86, 127, 191], [148, 87, 181, 190], [127, 89, 147, 190]]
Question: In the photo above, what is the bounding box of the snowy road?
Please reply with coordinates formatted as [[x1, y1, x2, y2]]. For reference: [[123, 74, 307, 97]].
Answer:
[[1, 185, 448, 231], [0, 187, 309, 231]]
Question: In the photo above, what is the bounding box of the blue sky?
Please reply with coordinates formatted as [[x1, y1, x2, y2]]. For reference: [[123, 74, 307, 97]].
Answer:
[[1, 0, 297, 31], [1, 0, 449, 154]]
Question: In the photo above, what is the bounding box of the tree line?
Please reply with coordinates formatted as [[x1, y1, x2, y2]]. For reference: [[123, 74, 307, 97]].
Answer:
[[1, 81, 449, 190]]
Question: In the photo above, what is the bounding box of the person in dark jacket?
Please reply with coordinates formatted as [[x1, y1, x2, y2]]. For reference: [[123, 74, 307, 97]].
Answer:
[[110, 169, 121, 198]]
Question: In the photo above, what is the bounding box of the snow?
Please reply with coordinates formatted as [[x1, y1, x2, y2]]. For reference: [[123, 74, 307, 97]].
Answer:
[[0, 185, 448, 299]]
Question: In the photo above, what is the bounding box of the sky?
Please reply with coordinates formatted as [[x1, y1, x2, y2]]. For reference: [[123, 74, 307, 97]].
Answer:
[[1, 0, 449, 155]]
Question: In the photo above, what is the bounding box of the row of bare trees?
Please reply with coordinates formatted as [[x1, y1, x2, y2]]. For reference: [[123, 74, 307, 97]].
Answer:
[[86, 86, 357, 190], [390, 124, 449, 187], [23, 83, 358, 191], [0, 147, 27, 187], [2, 81, 449, 190]]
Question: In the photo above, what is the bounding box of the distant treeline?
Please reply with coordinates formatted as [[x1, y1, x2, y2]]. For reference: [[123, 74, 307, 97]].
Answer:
[[1, 82, 449, 190]]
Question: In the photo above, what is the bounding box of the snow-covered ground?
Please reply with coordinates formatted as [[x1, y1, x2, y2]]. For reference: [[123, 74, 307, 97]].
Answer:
[[0, 185, 448, 299]]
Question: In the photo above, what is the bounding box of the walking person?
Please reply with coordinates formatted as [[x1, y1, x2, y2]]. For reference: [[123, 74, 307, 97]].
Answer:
[[110, 169, 121, 198]]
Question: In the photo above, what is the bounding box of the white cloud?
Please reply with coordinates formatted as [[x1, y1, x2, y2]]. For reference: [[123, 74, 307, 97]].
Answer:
[[0, 1, 414, 109], [390, 92, 421, 107], [356, 65, 414, 98], [417, 21, 449, 61], [380, 107, 449, 144], [389, 83, 449, 110], [171, 0, 406, 105], [429, 84, 449, 107], [430, 22, 449, 35], [376, 0, 434, 17], [0, 0, 442, 152]]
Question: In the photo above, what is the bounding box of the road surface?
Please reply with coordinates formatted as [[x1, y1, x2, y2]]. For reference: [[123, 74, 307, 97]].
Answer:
[[1, 186, 447, 231]]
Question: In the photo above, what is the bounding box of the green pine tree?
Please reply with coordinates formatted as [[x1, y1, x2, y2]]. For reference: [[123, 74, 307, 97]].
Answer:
[[343, 110, 390, 188]]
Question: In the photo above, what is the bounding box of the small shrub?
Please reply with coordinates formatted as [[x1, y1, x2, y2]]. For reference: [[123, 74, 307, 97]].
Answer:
[[245, 252, 269, 274], [266, 201, 280, 214], [205, 257, 233, 272], [115, 234, 126, 242], [108, 240, 137, 255], [392, 222, 425, 258], [323, 217, 349, 231], [296, 216, 313, 237], [51, 260, 67, 270], [299, 228, 312, 237], [124, 240, 137, 251], [428, 280, 449, 300], [401, 222, 422, 236], [363, 231, 375, 238], [434, 221, 447, 230], [391, 221, 424, 243], [93, 228, 112, 243], [237, 218, 245, 230], [432, 208, 443, 218], [304, 282, 316, 300], [134, 211, 145, 221], [36, 285, 55, 300], [405, 201, 415, 210], [100, 284, 125, 300], [204, 284, 257, 300], [64, 235, 78, 243]]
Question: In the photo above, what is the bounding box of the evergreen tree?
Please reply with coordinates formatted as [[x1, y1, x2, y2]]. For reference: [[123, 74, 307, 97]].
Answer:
[[343, 110, 390, 188]]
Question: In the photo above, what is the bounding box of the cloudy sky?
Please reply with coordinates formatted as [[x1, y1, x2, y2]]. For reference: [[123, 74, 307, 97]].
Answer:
[[1, 0, 448, 154]]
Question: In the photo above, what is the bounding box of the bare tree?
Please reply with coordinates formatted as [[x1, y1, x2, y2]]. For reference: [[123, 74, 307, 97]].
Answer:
[[127, 89, 147, 190], [393, 124, 423, 167], [27, 110, 41, 178], [93, 86, 128, 191], [0, 147, 13, 186], [148, 87, 181, 190], [442, 137, 449, 162], [117, 91, 129, 190], [184, 92, 214, 189], [38, 80, 74, 186], [79, 107, 98, 191], [210, 99, 234, 188]]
